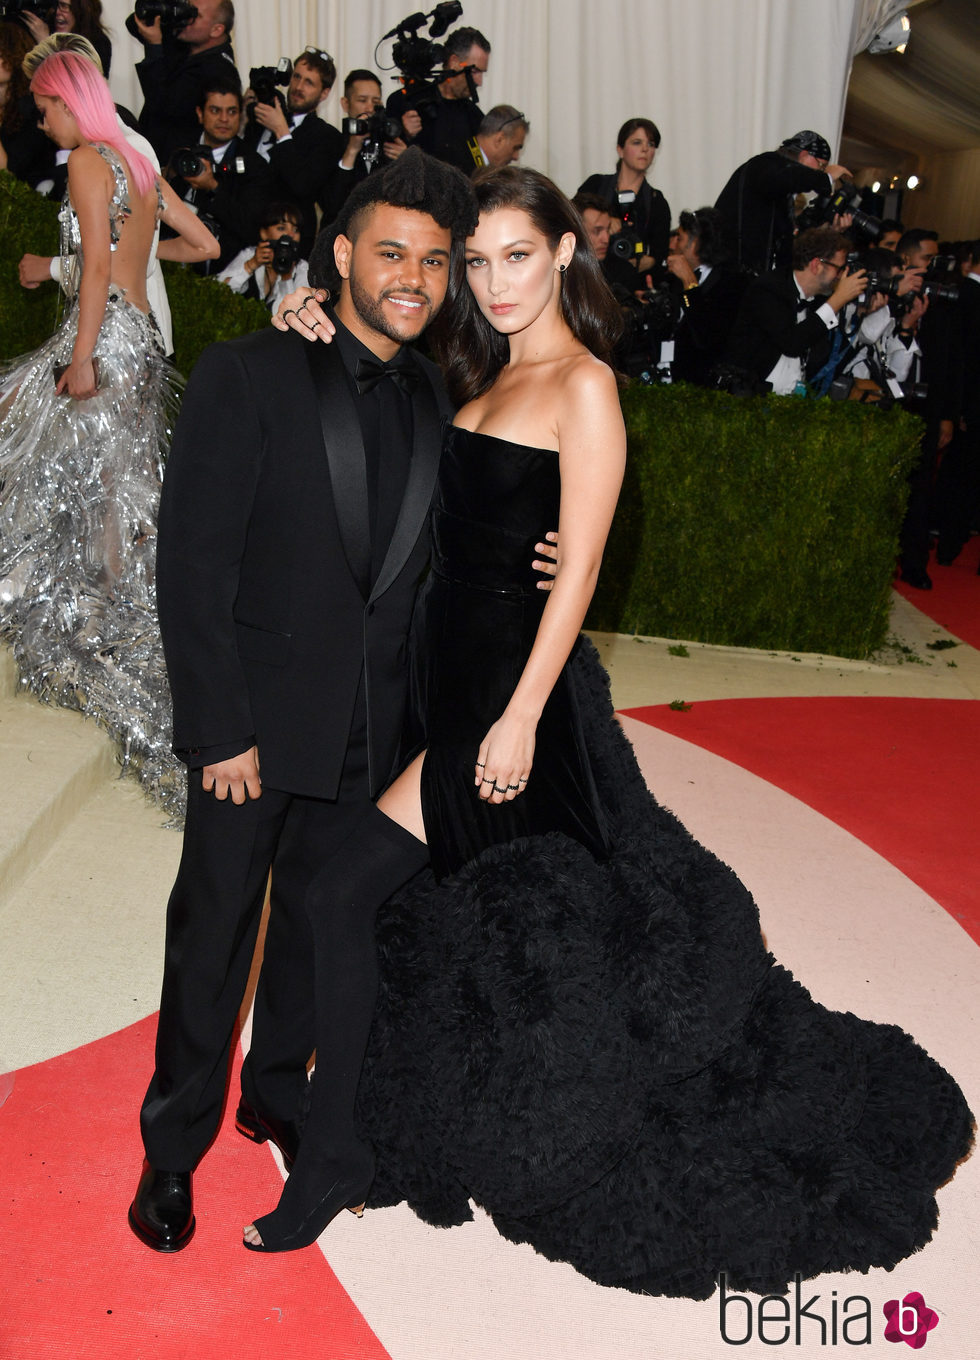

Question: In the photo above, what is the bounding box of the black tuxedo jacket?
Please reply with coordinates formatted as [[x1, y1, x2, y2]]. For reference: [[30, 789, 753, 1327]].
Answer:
[[673, 265, 751, 386], [156, 327, 451, 800], [726, 267, 834, 387], [242, 112, 343, 248]]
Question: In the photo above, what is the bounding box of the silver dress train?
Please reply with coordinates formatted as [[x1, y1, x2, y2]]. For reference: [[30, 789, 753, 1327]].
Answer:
[[0, 144, 184, 816]]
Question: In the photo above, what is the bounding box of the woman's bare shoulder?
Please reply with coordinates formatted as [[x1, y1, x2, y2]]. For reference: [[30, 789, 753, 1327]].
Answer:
[[557, 351, 621, 408]]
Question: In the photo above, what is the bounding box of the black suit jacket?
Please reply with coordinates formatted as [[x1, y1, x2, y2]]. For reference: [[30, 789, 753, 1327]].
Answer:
[[673, 265, 751, 386], [714, 151, 831, 275], [156, 327, 451, 799], [242, 112, 344, 250], [726, 268, 835, 388], [136, 37, 240, 164]]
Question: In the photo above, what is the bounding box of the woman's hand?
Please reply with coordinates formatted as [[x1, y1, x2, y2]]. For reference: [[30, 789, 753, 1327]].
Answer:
[[57, 356, 99, 401], [22, 11, 50, 41], [271, 287, 336, 342], [475, 713, 536, 804]]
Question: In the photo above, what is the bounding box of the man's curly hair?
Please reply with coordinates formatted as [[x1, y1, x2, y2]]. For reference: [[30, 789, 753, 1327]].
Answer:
[[309, 147, 477, 291]]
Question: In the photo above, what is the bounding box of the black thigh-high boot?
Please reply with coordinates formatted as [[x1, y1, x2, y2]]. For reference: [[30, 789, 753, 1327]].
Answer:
[[244, 804, 429, 1251]]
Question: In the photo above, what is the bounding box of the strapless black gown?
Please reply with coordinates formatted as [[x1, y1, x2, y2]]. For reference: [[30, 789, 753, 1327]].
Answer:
[[356, 426, 972, 1298]]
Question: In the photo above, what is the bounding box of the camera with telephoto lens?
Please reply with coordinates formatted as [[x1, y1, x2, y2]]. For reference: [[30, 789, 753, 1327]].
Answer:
[[0, 0, 56, 22], [269, 235, 301, 275], [382, 2, 466, 108], [248, 59, 292, 117], [796, 179, 883, 242], [170, 146, 213, 179], [893, 253, 960, 315], [921, 253, 959, 304], [342, 112, 403, 143], [131, 0, 198, 34]]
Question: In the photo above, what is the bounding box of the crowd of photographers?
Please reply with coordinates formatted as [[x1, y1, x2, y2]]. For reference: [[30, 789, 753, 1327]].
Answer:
[[2, 1, 977, 583]]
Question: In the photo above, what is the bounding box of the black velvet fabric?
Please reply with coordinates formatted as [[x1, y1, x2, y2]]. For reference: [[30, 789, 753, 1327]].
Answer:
[[356, 426, 973, 1298], [418, 427, 609, 880]]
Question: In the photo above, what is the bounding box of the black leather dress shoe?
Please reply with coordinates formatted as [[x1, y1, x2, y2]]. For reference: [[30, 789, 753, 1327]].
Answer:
[[128, 1161, 194, 1252], [900, 567, 933, 590], [235, 1098, 300, 1172]]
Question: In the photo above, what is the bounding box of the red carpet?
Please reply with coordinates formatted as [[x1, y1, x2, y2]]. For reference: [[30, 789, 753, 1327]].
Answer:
[[623, 696, 980, 944], [893, 536, 980, 648], [1, 1015, 390, 1360]]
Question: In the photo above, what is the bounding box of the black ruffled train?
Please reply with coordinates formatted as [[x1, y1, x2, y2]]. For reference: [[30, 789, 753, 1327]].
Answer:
[[359, 639, 971, 1297], [352, 426, 972, 1299]]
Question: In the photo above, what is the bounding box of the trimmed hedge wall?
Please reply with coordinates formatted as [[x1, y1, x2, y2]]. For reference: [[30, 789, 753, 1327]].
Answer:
[[3, 169, 920, 659], [588, 383, 920, 658], [0, 170, 267, 374]]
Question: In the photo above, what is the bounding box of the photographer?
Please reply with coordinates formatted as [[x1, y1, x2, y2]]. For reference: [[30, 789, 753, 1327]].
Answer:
[[578, 117, 671, 268], [725, 226, 867, 394], [714, 131, 850, 276], [164, 74, 271, 271], [217, 200, 308, 312], [130, 0, 239, 164], [386, 25, 489, 175], [890, 229, 962, 589], [665, 207, 749, 386], [469, 104, 528, 171], [317, 68, 408, 227], [241, 47, 342, 255]]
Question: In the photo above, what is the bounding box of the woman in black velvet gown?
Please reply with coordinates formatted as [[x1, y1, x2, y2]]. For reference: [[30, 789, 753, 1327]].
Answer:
[[246, 167, 973, 1295]]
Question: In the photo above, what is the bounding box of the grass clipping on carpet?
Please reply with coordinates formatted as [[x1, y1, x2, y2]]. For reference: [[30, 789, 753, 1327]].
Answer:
[[588, 383, 921, 659]]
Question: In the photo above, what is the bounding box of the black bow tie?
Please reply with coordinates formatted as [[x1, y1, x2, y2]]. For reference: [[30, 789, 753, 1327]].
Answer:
[[353, 355, 420, 396]]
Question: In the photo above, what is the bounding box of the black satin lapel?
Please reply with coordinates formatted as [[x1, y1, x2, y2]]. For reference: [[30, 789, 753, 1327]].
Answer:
[[369, 363, 442, 602], [305, 341, 371, 596]]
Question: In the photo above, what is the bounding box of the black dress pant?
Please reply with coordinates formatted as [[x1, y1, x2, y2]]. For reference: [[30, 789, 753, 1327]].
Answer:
[[140, 723, 372, 1172]]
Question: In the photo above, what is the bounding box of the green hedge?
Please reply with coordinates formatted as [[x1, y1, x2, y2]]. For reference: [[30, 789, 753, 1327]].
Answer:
[[587, 383, 920, 658], [3, 169, 919, 659], [0, 170, 267, 374]]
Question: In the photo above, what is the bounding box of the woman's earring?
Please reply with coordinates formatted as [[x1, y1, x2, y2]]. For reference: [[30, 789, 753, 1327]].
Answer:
[[558, 263, 567, 273]]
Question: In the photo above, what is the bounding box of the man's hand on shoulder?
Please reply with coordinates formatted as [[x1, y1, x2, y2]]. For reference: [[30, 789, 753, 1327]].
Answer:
[[203, 745, 262, 804], [272, 287, 336, 343]]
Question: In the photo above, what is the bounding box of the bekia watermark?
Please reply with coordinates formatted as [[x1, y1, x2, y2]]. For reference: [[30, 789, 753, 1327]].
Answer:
[[718, 1275, 939, 1348]]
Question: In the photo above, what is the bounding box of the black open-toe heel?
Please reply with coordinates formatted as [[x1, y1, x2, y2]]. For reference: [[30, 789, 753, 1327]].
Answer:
[[243, 1146, 375, 1253]]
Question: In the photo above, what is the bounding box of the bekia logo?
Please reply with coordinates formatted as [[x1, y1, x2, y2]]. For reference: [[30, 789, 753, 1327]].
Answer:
[[883, 1292, 939, 1349], [719, 1275, 940, 1348]]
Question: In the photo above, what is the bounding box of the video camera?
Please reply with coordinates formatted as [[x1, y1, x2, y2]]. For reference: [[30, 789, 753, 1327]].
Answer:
[[0, 0, 55, 23], [796, 180, 883, 242], [379, 2, 471, 108], [128, 1, 198, 38]]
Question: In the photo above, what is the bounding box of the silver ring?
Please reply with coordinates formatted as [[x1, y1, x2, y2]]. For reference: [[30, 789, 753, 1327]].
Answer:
[[493, 784, 507, 794], [481, 777, 494, 785], [507, 784, 519, 791], [281, 308, 297, 321], [310, 319, 321, 332], [475, 762, 486, 769], [295, 298, 312, 315], [518, 776, 528, 784]]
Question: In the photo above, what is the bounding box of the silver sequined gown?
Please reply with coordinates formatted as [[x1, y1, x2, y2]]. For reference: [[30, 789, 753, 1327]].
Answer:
[[0, 144, 184, 815]]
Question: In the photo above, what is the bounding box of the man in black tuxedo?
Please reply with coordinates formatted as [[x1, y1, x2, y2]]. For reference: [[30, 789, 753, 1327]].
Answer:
[[128, 150, 480, 1252], [726, 226, 866, 394], [164, 75, 272, 272], [242, 48, 344, 255], [665, 207, 750, 387]]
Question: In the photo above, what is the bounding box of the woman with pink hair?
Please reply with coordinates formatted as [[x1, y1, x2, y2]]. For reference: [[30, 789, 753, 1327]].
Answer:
[[0, 50, 218, 813]]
